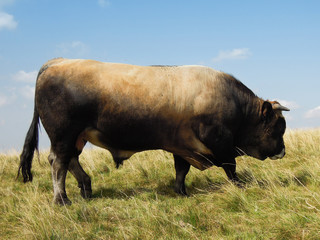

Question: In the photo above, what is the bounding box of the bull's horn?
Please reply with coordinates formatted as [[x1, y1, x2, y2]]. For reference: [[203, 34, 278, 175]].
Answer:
[[272, 102, 290, 111]]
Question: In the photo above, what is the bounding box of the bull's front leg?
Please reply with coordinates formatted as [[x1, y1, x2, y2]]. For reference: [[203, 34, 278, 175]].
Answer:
[[221, 158, 241, 185], [173, 155, 190, 196]]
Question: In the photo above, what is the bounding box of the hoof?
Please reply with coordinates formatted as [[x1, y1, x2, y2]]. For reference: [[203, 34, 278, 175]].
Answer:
[[174, 187, 188, 196], [78, 182, 92, 199], [231, 178, 245, 188], [54, 195, 72, 206], [80, 188, 92, 199]]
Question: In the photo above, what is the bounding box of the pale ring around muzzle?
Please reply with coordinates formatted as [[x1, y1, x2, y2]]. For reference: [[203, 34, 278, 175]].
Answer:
[[269, 148, 286, 160]]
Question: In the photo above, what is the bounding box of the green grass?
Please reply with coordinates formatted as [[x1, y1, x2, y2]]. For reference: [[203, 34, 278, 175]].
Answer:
[[1, 129, 320, 239]]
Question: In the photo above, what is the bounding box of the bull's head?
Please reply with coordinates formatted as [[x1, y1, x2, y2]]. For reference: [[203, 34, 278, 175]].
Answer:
[[237, 100, 290, 160]]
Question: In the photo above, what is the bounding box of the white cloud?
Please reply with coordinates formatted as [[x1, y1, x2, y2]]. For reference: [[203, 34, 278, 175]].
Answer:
[[12, 70, 37, 83], [305, 106, 320, 119], [212, 48, 251, 62], [0, 88, 16, 106], [0, 11, 17, 30], [56, 41, 89, 57], [20, 85, 35, 100], [0, 95, 7, 107], [98, 0, 111, 7]]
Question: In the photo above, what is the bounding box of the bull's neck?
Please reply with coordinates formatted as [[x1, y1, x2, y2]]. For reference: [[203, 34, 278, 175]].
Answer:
[[241, 96, 262, 123], [231, 88, 261, 122]]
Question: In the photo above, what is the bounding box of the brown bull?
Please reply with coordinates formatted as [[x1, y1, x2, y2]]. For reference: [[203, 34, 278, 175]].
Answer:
[[18, 58, 289, 205]]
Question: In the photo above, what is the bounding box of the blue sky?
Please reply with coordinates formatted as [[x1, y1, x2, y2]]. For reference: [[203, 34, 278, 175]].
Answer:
[[0, 0, 319, 151]]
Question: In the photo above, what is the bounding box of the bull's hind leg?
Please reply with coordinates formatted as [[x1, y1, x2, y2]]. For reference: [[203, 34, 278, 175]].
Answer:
[[48, 150, 71, 205], [68, 157, 92, 199], [174, 155, 190, 196]]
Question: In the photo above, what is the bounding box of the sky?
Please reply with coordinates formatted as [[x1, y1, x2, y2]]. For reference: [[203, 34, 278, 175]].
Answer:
[[0, 0, 320, 152]]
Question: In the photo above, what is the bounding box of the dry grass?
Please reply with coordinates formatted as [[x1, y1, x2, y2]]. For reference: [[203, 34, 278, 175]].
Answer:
[[1, 129, 320, 239]]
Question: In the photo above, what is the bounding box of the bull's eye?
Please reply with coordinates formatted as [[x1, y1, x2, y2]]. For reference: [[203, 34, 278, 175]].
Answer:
[[265, 127, 272, 136], [270, 118, 286, 138], [277, 118, 286, 135]]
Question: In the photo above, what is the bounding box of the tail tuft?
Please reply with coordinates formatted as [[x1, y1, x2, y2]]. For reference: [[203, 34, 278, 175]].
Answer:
[[17, 108, 39, 182]]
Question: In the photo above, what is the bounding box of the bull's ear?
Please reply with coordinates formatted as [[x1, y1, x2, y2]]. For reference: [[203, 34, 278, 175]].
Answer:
[[261, 101, 274, 122]]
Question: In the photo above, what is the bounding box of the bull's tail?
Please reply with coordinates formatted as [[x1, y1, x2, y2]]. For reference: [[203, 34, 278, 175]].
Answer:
[[17, 105, 39, 182]]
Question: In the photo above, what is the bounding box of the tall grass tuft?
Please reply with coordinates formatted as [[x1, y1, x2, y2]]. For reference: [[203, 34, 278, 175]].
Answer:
[[1, 129, 320, 239]]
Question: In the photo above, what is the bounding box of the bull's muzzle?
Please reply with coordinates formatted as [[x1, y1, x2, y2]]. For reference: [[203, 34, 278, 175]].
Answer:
[[269, 148, 286, 160]]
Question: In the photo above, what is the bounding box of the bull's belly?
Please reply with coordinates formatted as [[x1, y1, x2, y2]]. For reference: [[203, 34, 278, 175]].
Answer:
[[76, 126, 215, 171], [76, 127, 155, 159]]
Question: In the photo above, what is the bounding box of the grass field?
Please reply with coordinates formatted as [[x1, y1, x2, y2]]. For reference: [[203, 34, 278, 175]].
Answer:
[[1, 129, 320, 239]]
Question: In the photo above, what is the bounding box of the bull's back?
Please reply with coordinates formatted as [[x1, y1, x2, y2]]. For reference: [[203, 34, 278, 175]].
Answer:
[[37, 59, 220, 119]]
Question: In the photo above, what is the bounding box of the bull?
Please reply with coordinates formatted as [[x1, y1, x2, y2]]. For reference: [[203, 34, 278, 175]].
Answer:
[[18, 58, 289, 205]]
